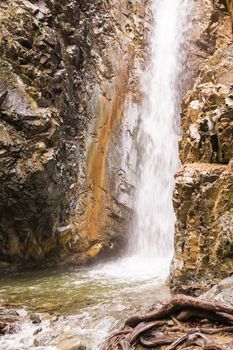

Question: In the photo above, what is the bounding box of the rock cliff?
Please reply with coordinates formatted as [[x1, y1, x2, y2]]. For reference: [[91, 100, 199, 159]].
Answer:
[[170, 0, 233, 292], [0, 0, 147, 270], [0, 0, 232, 279]]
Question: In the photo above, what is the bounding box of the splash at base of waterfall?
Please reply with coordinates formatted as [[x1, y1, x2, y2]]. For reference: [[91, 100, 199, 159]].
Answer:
[[0, 266, 170, 350], [89, 255, 171, 282]]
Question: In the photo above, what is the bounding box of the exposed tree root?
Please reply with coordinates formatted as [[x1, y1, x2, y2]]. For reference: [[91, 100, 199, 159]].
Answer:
[[140, 331, 174, 347], [102, 295, 233, 350]]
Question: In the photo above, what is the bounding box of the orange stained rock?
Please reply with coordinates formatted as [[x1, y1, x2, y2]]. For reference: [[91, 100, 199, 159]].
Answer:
[[83, 49, 134, 241]]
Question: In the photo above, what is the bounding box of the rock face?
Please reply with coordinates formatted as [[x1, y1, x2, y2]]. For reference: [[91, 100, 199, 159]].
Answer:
[[170, 0, 233, 291], [1, 0, 232, 275], [0, 0, 147, 269], [202, 275, 233, 303]]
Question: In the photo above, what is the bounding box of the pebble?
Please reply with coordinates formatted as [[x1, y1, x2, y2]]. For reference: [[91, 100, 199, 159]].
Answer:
[[30, 313, 41, 324]]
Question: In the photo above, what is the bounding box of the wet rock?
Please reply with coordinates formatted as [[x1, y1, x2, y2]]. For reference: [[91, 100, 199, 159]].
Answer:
[[0, 0, 82, 266], [202, 275, 233, 303], [171, 163, 233, 290], [0, 307, 21, 334], [33, 327, 42, 335], [0, 321, 19, 335], [33, 332, 53, 347], [15, 309, 28, 318], [57, 336, 86, 350], [30, 313, 41, 324], [56, 225, 74, 236], [179, 10, 233, 164], [87, 243, 103, 259], [180, 82, 233, 164], [170, 4, 233, 291], [0, 0, 147, 268]]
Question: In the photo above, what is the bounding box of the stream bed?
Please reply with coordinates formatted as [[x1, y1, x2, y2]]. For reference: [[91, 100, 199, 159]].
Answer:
[[0, 257, 171, 350]]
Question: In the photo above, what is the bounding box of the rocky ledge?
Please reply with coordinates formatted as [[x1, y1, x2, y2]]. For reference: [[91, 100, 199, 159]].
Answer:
[[171, 162, 233, 291], [170, 0, 233, 291]]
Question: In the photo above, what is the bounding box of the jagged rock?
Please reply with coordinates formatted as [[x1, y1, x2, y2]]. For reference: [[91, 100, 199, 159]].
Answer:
[[0, 307, 22, 335], [0, 0, 147, 269], [87, 243, 103, 259], [179, 8, 233, 164], [202, 275, 233, 303], [170, 163, 233, 291], [170, 4, 233, 291]]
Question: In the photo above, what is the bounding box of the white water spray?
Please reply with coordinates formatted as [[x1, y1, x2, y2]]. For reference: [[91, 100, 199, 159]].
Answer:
[[0, 3, 194, 350], [128, 0, 191, 264], [94, 0, 192, 281]]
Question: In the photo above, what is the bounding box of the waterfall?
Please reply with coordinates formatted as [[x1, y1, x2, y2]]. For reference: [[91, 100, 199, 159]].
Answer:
[[128, 0, 191, 264], [93, 0, 192, 281]]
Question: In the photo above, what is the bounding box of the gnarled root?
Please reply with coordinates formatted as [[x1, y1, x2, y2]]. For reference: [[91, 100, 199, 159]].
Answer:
[[140, 331, 174, 347], [102, 295, 233, 350]]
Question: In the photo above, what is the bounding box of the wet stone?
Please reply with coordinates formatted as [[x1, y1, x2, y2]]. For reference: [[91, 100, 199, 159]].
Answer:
[[57, 336, 86, 350], [15, 309, 28, 318], [30, 313, 41, 324]]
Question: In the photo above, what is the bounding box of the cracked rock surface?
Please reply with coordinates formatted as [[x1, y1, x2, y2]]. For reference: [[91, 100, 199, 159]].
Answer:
[[170, 0, 233, 292], [0, 0, 147, 270]]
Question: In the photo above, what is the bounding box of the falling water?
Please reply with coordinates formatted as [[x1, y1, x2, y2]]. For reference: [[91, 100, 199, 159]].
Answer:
[[91, 0, 192, 282], [89, 0, 192, 281], [129, 0, 191, 262], [0, 2, 194, 349]]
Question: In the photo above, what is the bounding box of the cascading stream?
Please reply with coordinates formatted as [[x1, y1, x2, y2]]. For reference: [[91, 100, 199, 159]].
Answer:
[[128, 0, 191, 264]]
